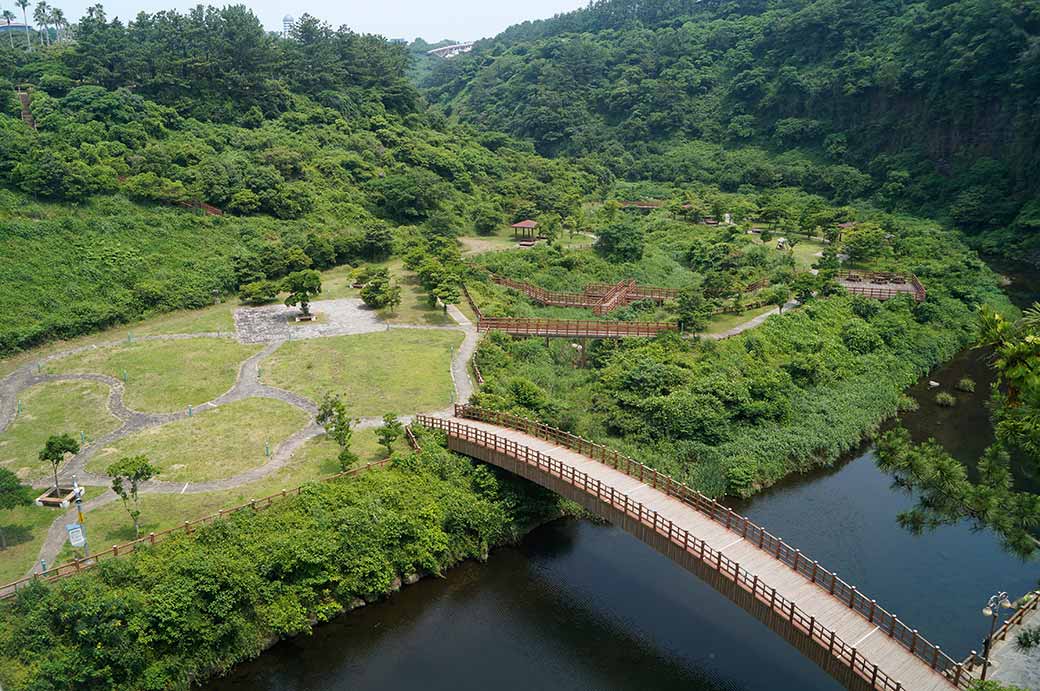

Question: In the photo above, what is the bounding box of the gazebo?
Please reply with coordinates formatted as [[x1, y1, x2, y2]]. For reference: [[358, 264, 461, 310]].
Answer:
[[511, 219, 539, 241]]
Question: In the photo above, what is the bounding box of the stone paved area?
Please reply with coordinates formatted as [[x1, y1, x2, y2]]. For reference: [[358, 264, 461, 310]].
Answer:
[[233, 298, 385, 343]]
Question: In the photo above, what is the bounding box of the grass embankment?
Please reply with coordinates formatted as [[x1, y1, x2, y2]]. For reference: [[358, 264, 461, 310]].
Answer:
[[262, 330, 463, 417], [50, 338, 261, 413], [85, 398, 310, 483], [0, 439, 568, 691], [0, 380, 122, 480]]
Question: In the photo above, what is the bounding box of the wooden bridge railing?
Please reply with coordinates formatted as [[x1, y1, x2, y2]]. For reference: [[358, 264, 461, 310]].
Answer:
[[415, 413, 968, 690], [443, 405, 967, 687], [477, 317, 677, 338], [592, 280, 637, 315], [0, 460, 392, 601]]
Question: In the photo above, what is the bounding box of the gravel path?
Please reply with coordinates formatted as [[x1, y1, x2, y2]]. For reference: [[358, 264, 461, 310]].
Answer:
[[9, 299, 480, 577], [704, 301, 799, 341]]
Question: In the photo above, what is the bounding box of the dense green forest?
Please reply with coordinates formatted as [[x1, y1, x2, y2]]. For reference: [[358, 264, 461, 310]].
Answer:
[[0, 7, 594, 354], [425, 0, 1040, 257]]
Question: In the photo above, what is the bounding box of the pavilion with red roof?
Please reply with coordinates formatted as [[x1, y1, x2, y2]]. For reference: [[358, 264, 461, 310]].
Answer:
[[511, 219, 539, 241]]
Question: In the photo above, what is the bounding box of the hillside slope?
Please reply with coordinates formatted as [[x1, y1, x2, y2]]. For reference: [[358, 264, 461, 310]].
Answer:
[[426, 0, 1040, 241]]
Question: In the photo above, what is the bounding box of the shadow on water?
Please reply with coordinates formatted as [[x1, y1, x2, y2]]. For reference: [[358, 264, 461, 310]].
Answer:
[[203, 518, 839, 691]]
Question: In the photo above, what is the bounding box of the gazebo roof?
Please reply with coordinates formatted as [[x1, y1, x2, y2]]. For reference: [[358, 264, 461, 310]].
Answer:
[[511, 219, 539, 229]]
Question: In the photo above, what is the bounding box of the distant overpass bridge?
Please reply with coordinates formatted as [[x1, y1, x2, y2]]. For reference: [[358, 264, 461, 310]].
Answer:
[[414, 406, 972, 691], [427, 42, 474, 59]]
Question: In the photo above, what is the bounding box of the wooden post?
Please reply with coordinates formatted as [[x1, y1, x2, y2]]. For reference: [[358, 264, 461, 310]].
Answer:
[[931, 646, 940, 670], [868, 599, 876, 623], [848, 586, 857, 608], [830, 573, 838, 595], [850, 648, 857, 671], [910, 630, 918, 655], [808, 616, 815, 640], [870, 664, 879, 686], [954, 664, 963, 687], [811, 561, 818, 583], [792, 549, 801, 572], [828, 630, 836, 655]]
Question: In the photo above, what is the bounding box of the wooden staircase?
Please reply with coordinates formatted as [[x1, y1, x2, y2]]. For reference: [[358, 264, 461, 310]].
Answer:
[[16, 90, 35, 130]]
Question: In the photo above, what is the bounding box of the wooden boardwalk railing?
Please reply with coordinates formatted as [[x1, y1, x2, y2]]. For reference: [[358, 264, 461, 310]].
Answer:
[[414, 406, 968, 690], [0, 460, 391, 601], [962, 590, 1040, 672], [477, 317, 677, 339]]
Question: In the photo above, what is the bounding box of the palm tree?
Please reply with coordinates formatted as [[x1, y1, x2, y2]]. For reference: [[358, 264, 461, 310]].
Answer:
[[15, 0, 30, 50], [32, 1, 47, 46], [49, 6, 62, 42], [2, 11, 15, 49]]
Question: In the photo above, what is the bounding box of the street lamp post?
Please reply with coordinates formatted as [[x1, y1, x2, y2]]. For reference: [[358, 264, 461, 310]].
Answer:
[[980, 591, 1014, 679]]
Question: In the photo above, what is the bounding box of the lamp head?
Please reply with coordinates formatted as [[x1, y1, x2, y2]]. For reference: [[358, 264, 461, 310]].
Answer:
[[982, 606, 993, 617]]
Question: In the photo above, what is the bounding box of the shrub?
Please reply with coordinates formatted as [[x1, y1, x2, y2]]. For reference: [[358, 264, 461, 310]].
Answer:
[[1016, 625, 1040, 651], [956, 377, 976, 393], [238, 280, 280, 305], [935, 392, 957, 407]]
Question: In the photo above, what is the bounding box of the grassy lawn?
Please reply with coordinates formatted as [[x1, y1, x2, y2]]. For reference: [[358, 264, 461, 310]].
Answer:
[[132, 301, 237, 337], [704, 305, 777, 335], [85, 398, 310, 483], [749, 234, 827, 270], [0, 381, 123, 481], [261, 330, 463, 418], [0, 503, 57, 583], [50, 338, 261, 413], [57, 428, 407, 561]]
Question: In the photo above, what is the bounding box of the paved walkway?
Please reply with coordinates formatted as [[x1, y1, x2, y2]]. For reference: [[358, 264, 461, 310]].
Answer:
[[705, 301, 798, 341], [990, 603, 1040, 690]]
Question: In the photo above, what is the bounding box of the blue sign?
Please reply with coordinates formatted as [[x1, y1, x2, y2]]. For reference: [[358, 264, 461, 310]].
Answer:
[[65, 523, 86, 548]]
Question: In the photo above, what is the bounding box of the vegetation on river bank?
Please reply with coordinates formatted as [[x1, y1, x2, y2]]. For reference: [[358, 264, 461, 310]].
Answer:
[[0, 435, 569, 691]]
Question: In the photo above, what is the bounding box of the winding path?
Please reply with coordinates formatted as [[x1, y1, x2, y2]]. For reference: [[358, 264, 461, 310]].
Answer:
[[0, 301, 478, 575], [3, 295, 773, 577]]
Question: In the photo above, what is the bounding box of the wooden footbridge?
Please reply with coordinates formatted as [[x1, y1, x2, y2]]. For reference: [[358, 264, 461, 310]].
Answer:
[[414, 406, 971, 691], [476, 317, 678, 339]]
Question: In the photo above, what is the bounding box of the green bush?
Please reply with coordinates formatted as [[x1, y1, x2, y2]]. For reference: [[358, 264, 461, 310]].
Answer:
[[238, 280, 281, 305], [1016, 624, 1040, 651], [935, 392, 957, 407], [956, 377, 977, 393]]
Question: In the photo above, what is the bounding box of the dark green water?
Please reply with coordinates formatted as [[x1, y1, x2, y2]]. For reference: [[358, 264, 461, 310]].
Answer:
[[204, 262, 1040, 691]]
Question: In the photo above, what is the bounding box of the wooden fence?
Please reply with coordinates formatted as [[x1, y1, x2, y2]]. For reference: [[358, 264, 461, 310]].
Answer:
[[460, 283, 484, 321], [438, 405, 967, 687], [962, 590, 1040, 671], [477, 317, 677, 339], [416, 411, 969, 690], [0, 460, 392, 601], [837, 271, 926, 303]]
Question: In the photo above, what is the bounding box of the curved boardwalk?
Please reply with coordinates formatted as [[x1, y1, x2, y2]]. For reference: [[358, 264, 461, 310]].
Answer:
[[416, 407, 968, 691]]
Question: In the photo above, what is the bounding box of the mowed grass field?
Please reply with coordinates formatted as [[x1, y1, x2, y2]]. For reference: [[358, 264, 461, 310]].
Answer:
[[261, 330, 463, 418], [50, 338, 261, 413], [86, 398, 311, 483], [0, 380, 122, 480]]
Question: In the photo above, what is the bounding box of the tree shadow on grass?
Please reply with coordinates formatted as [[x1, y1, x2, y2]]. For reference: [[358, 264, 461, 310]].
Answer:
[[0, 523, 35, 548]]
